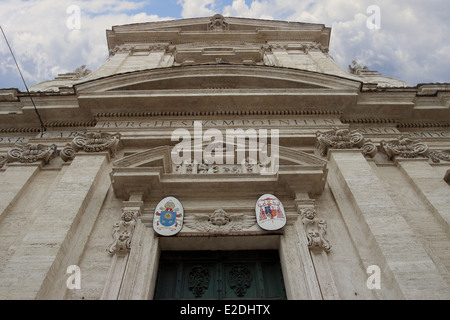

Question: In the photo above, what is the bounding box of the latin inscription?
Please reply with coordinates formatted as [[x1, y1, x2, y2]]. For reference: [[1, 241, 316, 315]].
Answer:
[[98, 118, 340, 128]]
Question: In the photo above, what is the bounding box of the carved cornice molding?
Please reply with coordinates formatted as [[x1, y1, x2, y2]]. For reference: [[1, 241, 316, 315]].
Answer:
[[300, 208, 331, 252], [316, 127, 377, 158], [95, 109, 342, 118], [380, 135, 429, 160]]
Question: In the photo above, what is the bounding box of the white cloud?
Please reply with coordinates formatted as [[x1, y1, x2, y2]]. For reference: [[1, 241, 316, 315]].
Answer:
[[0, 0, 174, 88], [1, 0, 449, 89], [178, 0, 216, 18]]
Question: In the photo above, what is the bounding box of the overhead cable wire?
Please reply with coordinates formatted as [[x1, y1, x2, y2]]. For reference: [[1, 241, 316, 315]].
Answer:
[[1, 25, 46, 137]]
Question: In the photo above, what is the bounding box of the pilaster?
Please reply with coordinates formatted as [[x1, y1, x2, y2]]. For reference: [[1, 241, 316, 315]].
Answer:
[[395, 158, 450, 232], [328, 149, 450, 299]]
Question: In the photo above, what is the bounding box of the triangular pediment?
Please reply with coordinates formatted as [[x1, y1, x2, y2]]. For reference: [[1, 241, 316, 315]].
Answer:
[[110, 141, 327, 199], [113, 143, 326, 171], [107, 15, 331, 51]]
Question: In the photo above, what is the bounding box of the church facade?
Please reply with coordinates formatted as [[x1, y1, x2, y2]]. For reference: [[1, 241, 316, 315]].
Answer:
[[0, 15, 449, 300]]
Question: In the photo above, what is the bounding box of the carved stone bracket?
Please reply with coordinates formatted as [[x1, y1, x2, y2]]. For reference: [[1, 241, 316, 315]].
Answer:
[[380, 135, 429, 160], [107, 209, 140, 255], [70, 131, 121, 158], [6, 143, 57, 164], [316, 127, 376, 157], [300, 208, 331, 252]]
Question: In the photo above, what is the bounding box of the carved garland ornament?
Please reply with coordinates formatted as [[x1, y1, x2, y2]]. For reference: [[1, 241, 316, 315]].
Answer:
[[72, 131, 121, 157], [6, 143, 57, 164], [66, 131, 121, 159], [316, 127, 377, 157], [301, 208, 331, 252], [428, 150, 450, 163], [380, 135, 429, 160]]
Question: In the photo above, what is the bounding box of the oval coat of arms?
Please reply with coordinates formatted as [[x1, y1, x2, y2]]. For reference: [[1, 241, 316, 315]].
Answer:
[[153, 196, 184, 236], [255, 194, 286, 231]]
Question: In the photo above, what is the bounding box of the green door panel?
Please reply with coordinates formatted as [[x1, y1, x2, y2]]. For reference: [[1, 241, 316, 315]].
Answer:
[[154, 250, 286, 300]]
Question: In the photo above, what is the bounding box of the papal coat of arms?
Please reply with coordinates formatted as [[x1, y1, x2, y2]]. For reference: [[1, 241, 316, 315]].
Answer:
[[255, 194, 286, 231], [153, 196, 184, 236]]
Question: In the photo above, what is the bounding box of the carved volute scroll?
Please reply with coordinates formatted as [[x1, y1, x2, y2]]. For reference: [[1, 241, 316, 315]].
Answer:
[[300, 208, 331, 252], [71, 131, 121, 158], [380, 135, 429, 160], [316, 127, 377, 158], [6, 143, 57, 164]]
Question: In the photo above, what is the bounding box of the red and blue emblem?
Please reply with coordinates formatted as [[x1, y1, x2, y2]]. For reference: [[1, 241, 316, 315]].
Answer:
[[255, 194, 286, 231], [153, 196, 184, 236]]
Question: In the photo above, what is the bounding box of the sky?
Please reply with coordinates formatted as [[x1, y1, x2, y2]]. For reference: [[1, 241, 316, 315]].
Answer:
[[0, 0, 449, 91]]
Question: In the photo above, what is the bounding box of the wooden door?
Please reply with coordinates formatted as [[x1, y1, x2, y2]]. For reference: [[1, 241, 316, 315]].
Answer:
[[154, 250, 286, 300]]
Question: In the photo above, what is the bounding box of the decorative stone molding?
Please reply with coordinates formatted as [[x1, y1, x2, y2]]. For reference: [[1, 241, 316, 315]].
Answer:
[[300, 208, 331, 252], [107, 209, 139, 255], [380, 135, 429, 160], [207, 14, 229, 31], [268, 42, 328, 54], [6, 143, 57, 164], [60, 144, 75, 162], [186, 209, 255, 233], [428, 150, 450, 163], [361, 141, 378, 158], [71, 131, 121, 158], [316, 127, 376, 157], [0, 155, 6, 168]]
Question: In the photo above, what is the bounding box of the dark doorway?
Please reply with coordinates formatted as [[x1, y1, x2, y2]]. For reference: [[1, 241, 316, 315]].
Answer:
[[154, 250, 286, 300]]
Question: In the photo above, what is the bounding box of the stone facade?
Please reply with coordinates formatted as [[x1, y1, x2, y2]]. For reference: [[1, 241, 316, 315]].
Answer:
[[0, 15, 449, 300]]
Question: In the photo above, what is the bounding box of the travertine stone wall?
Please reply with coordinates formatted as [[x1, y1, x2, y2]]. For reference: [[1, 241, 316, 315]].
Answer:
[[328, 150, 450, 299], [0, 153, 109, 299]]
